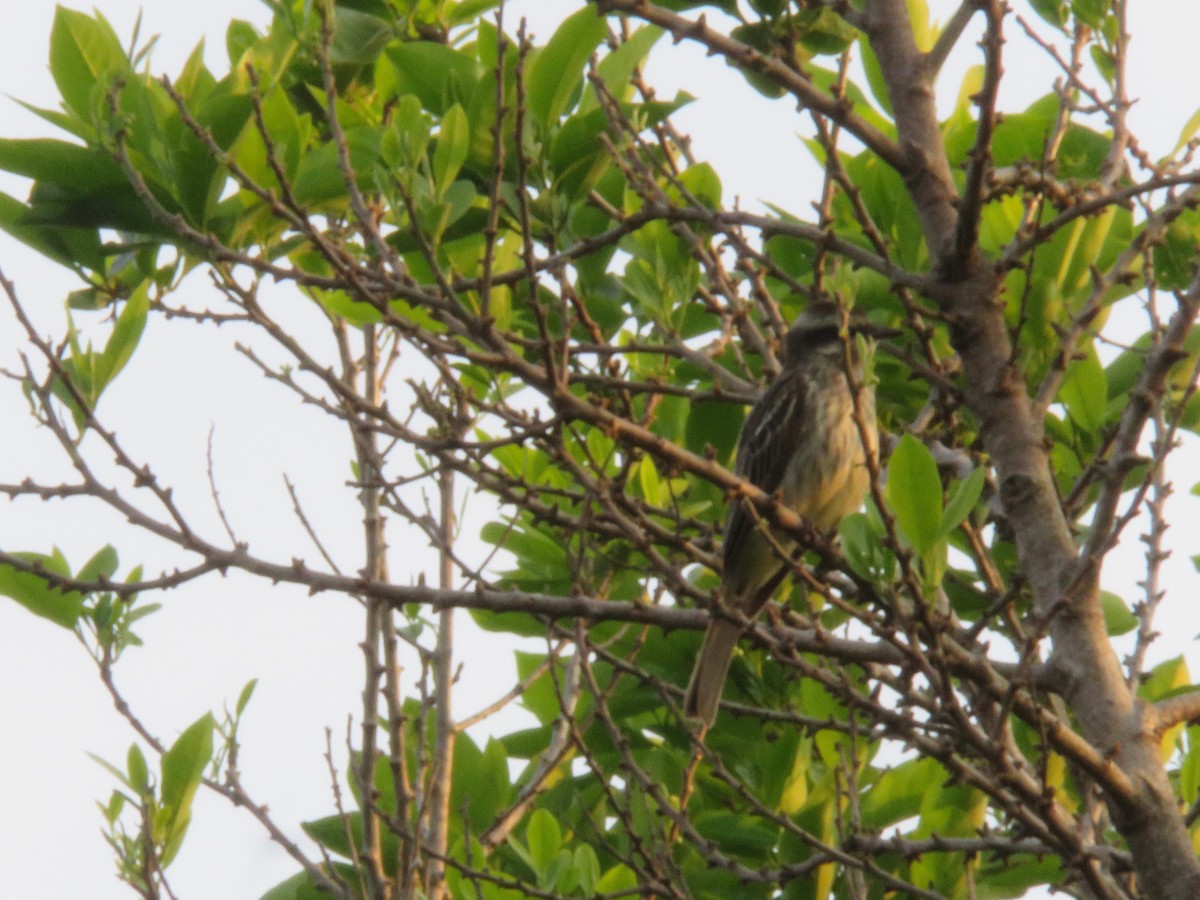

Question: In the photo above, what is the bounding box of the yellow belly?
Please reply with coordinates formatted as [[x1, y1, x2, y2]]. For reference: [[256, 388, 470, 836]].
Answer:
[[781, 388, 876, 533]]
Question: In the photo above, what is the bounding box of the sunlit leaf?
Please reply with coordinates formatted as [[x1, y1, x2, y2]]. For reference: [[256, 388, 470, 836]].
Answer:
[[0, 549, 83, 628], [1100, 591, 1137, 637], [159, 713, 214, 866], [886, 434, 943, 553], [432, 104, 470, 199], [49, 7, 129, 122], [528, 8, 608, 125], [939, 466, 984, 537], [1059, 345, 1107, 435]]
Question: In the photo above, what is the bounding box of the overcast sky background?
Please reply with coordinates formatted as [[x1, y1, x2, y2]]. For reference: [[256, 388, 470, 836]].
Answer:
[[1, 2, 1199, 897]]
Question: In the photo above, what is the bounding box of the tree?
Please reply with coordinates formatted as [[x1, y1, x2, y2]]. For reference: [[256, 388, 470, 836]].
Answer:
[[2, 0, 1200, 897]]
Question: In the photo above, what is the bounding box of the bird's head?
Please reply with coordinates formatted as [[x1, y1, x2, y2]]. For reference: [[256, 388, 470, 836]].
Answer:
[[782, 301, 897, 367]]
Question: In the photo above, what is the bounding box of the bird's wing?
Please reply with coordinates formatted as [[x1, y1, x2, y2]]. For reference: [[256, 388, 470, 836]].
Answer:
[[722, 368, 810, 581]]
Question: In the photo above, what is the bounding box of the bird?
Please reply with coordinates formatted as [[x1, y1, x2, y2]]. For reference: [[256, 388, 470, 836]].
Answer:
[[682, 301, 887, 730]]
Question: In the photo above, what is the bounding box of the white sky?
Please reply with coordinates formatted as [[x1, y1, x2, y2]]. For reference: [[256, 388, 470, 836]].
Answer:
[[1, 2, 1199, 898]]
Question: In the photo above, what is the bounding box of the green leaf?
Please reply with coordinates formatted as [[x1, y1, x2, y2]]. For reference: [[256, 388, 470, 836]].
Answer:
[[259, 863, 359, 900], [126, 743, 151, 793], [302, 812, 359, 860], [101, 790, 126, 825], [67, 287, 112, 310], [843, 152, 923, 268], [977, 857, 1066, 894], [581, 25, 664, 112], [1138, 658, 1191, 759], [161, 715, 214, 812], [174, 38, 213, 101], [0, 190, 103, 270], [1182, 727, 1200, 805], [526, 808, 562, 879], [1172, 106, 1200, 157], [860, 757, 941, 829], [905, 0, 934, 51], [840, 510, 895, 584], [1029, 0, 1067, 28], [986, 109, 1111, 182], [0, 137, 169, 236], [548, 108, 608, 183], [796, 8, 859, 56], [385, 43, 479, 115], [1154, 210, 1200, 291], [677, 162, 722, 209], [235, 678, 258, 716], [1056, 205, 1121, 297], [226, 20, 259, 68], [693, 811, 779, 859], [312, 288, 383, 327], [754, 726, 804, 810], [1059, 345, 1107, 435], [469, 606, 547, 638], [159, 713, 214, 866], [225, 17, 300, 91], [1090, 45, 1115, 83], [886, 434, 943, 554], [685, 399, 742, 464], [450, 736, 512, 831], [919, 781, 987, 837], [432, 104, 470, 200], [938, 466, 984, 538], [292, 126, 383, 205], [1074, 0, 1107, 28], [50, 7, 129, 122], [1099, 591, 1138, 637], [232, 84, 306, 193], [330, 8, 393, 67], [0, 549, 83, 628], [515, 651, 566, 725], [528, 7, 608, 125], [638, 455, 664, 505], [595, 864, 638, 894], [857, 34, 892, 116], [479, 520, 570, 590], [0, 137, 129, 196], [499, 725, 552, 759], [574, 845, 601, 895], [1139, 656, 1189, 703], [12, 97, 91, 140], [77, 544, 120, 583], [98, 282, 150, 388], [448, 0, 501, 26], [380, 93, 432, 170], [728, 24, 787, 99]]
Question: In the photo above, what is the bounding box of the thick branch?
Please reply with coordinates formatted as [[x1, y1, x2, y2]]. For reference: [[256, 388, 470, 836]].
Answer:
[[860, 2, 1200, 896], [1154, 690, 1200, 735], [861, 0, 963, 272]]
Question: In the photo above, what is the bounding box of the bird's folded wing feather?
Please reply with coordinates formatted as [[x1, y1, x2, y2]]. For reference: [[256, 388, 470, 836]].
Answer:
[[722, 369, 810, 583]]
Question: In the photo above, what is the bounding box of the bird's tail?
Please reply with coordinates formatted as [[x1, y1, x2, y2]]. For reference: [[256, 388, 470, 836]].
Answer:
[[683, 619, 743, 729]]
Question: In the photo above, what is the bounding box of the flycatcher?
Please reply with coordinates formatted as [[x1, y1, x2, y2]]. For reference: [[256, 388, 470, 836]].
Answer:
[[683, 301, 885, 729]]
